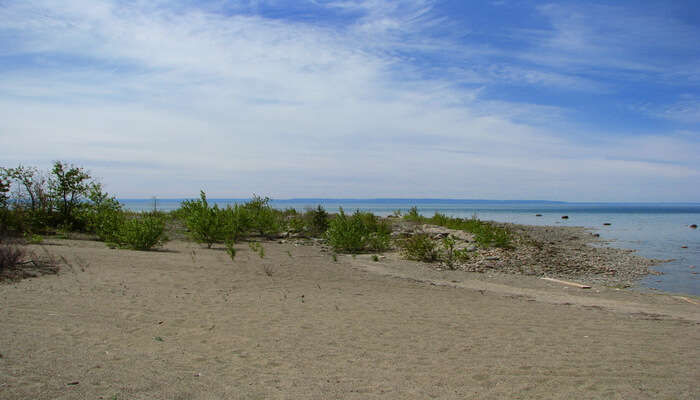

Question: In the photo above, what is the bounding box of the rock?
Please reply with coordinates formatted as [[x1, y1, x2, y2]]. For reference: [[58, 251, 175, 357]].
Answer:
[[592, 233, 600, 237], [603, 223, 611, 226], [681, 245, 688, 249], [690, 224, 697, 229], [535, 214, 542, 217], [466, 245, 477, 252], [485, 256, 499, 261], [561, 216, 569, 219]]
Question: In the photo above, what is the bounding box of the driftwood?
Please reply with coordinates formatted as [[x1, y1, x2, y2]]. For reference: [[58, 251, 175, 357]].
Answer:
[[541, 277, 591, 289]]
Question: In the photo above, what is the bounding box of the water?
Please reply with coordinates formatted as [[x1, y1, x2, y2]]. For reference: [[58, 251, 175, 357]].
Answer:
[[121, 198, 700, 296]]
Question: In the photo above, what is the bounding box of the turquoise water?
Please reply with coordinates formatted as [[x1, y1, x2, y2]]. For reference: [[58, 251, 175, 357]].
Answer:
[[121, 199, 700, 296]]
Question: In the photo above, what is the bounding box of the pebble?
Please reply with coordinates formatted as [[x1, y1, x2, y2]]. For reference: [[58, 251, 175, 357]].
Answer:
[[485, 256, 499, 261]]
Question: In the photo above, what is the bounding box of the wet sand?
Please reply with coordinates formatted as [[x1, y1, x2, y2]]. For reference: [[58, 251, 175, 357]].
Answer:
[[1, 238, 698, 399]]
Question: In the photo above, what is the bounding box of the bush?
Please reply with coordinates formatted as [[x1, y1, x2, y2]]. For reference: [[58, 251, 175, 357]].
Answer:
[[325, 208, 391, 253], [0, 241, 26, 273], [441, 235, 470, 268], [116, 213, 168, 250], [307, 205, 329, 236], [404, 206, 422, 222], [400, 234, 439, 262], [84, 187, 125, 242], [179, 191, 229, 248], [220, 204, 252, 242], [243, 195, 282, 238]]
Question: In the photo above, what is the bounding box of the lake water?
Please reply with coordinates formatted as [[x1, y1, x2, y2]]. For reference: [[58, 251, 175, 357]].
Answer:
[[121, 198, 700, 296]]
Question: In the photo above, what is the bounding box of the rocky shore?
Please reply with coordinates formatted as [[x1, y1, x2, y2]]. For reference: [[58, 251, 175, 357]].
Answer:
[[385, 219, 665, 288]]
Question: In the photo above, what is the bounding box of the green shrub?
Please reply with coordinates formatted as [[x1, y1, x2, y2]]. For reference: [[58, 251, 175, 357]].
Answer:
[[286, 213, 306, 233], [404, 206, 422, 222], [243, 195, 282, 238], [441, 235, 470, 268], [325, 208, 391, 253], [85, 189, 125, 242], [179, 191, 229, 248], [400, 233, 439, 262], [220, 204, 252, 242], [116, 213, 168, 250], [225, 239, 236, 261], [307, 205, 329, 236]]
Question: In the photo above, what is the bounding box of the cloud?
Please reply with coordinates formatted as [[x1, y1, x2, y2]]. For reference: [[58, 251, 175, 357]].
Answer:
[[0, 0, 699, 201]]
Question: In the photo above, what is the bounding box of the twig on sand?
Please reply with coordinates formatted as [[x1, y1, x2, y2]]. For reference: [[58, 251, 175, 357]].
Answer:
[[674, 296, 700, 305], [541, 277, 591, 289]]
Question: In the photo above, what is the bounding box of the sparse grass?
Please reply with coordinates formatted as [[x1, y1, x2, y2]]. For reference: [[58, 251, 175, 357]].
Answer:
[[248, 241, 264, 258], [372, 254, 379, 262], [332, 253, 338, 262]]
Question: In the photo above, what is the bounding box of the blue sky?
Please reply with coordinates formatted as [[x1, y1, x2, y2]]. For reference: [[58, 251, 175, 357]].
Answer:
[[1, 0, 699, 201]]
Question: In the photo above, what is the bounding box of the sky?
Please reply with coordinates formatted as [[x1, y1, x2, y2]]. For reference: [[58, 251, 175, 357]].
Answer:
[[1, 0, 699, 201]]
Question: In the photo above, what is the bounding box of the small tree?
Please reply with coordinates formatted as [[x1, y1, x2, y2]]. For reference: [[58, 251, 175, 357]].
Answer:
[[49, 161, 92, 228], [5, 165, 40, 211], [85, 183, 125, 242]]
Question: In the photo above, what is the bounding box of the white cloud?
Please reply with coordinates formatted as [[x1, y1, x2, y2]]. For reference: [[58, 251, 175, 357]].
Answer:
[[0, 0, 698, 201]]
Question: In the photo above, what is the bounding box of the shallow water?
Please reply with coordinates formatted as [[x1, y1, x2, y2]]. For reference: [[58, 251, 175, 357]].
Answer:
[[121, 199, 700, 296]]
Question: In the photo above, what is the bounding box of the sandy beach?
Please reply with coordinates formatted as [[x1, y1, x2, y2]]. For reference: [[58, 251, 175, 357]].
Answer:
[[1, 232, 698, 400]]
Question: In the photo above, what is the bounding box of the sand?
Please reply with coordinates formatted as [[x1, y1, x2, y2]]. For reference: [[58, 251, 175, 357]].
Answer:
[[1, 238, 699, 399]]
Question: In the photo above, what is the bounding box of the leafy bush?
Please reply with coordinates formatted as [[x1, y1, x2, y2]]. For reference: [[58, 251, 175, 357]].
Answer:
[[243, 195, 282, 238], [179, 191, 229, 248], [400, 233, 439, 262], [220, 205, 252, 242], [84, 187, 125, 242], [116, 213, 168, 250], [325, 208, 391, 253]]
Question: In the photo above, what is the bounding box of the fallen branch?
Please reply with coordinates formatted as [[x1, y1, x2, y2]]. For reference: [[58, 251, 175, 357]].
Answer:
[[541, 277, 591, 289]]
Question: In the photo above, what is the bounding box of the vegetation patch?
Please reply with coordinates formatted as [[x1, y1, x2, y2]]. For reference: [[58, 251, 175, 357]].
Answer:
[[325, 208, 391, 253]]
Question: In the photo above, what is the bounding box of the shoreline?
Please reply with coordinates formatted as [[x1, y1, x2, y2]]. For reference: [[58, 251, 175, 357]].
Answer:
[[378, 219, 666, 291]]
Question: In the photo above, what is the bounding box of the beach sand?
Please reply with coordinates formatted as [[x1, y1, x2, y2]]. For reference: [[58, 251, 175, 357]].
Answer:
[[1, 238, 699, 399]]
